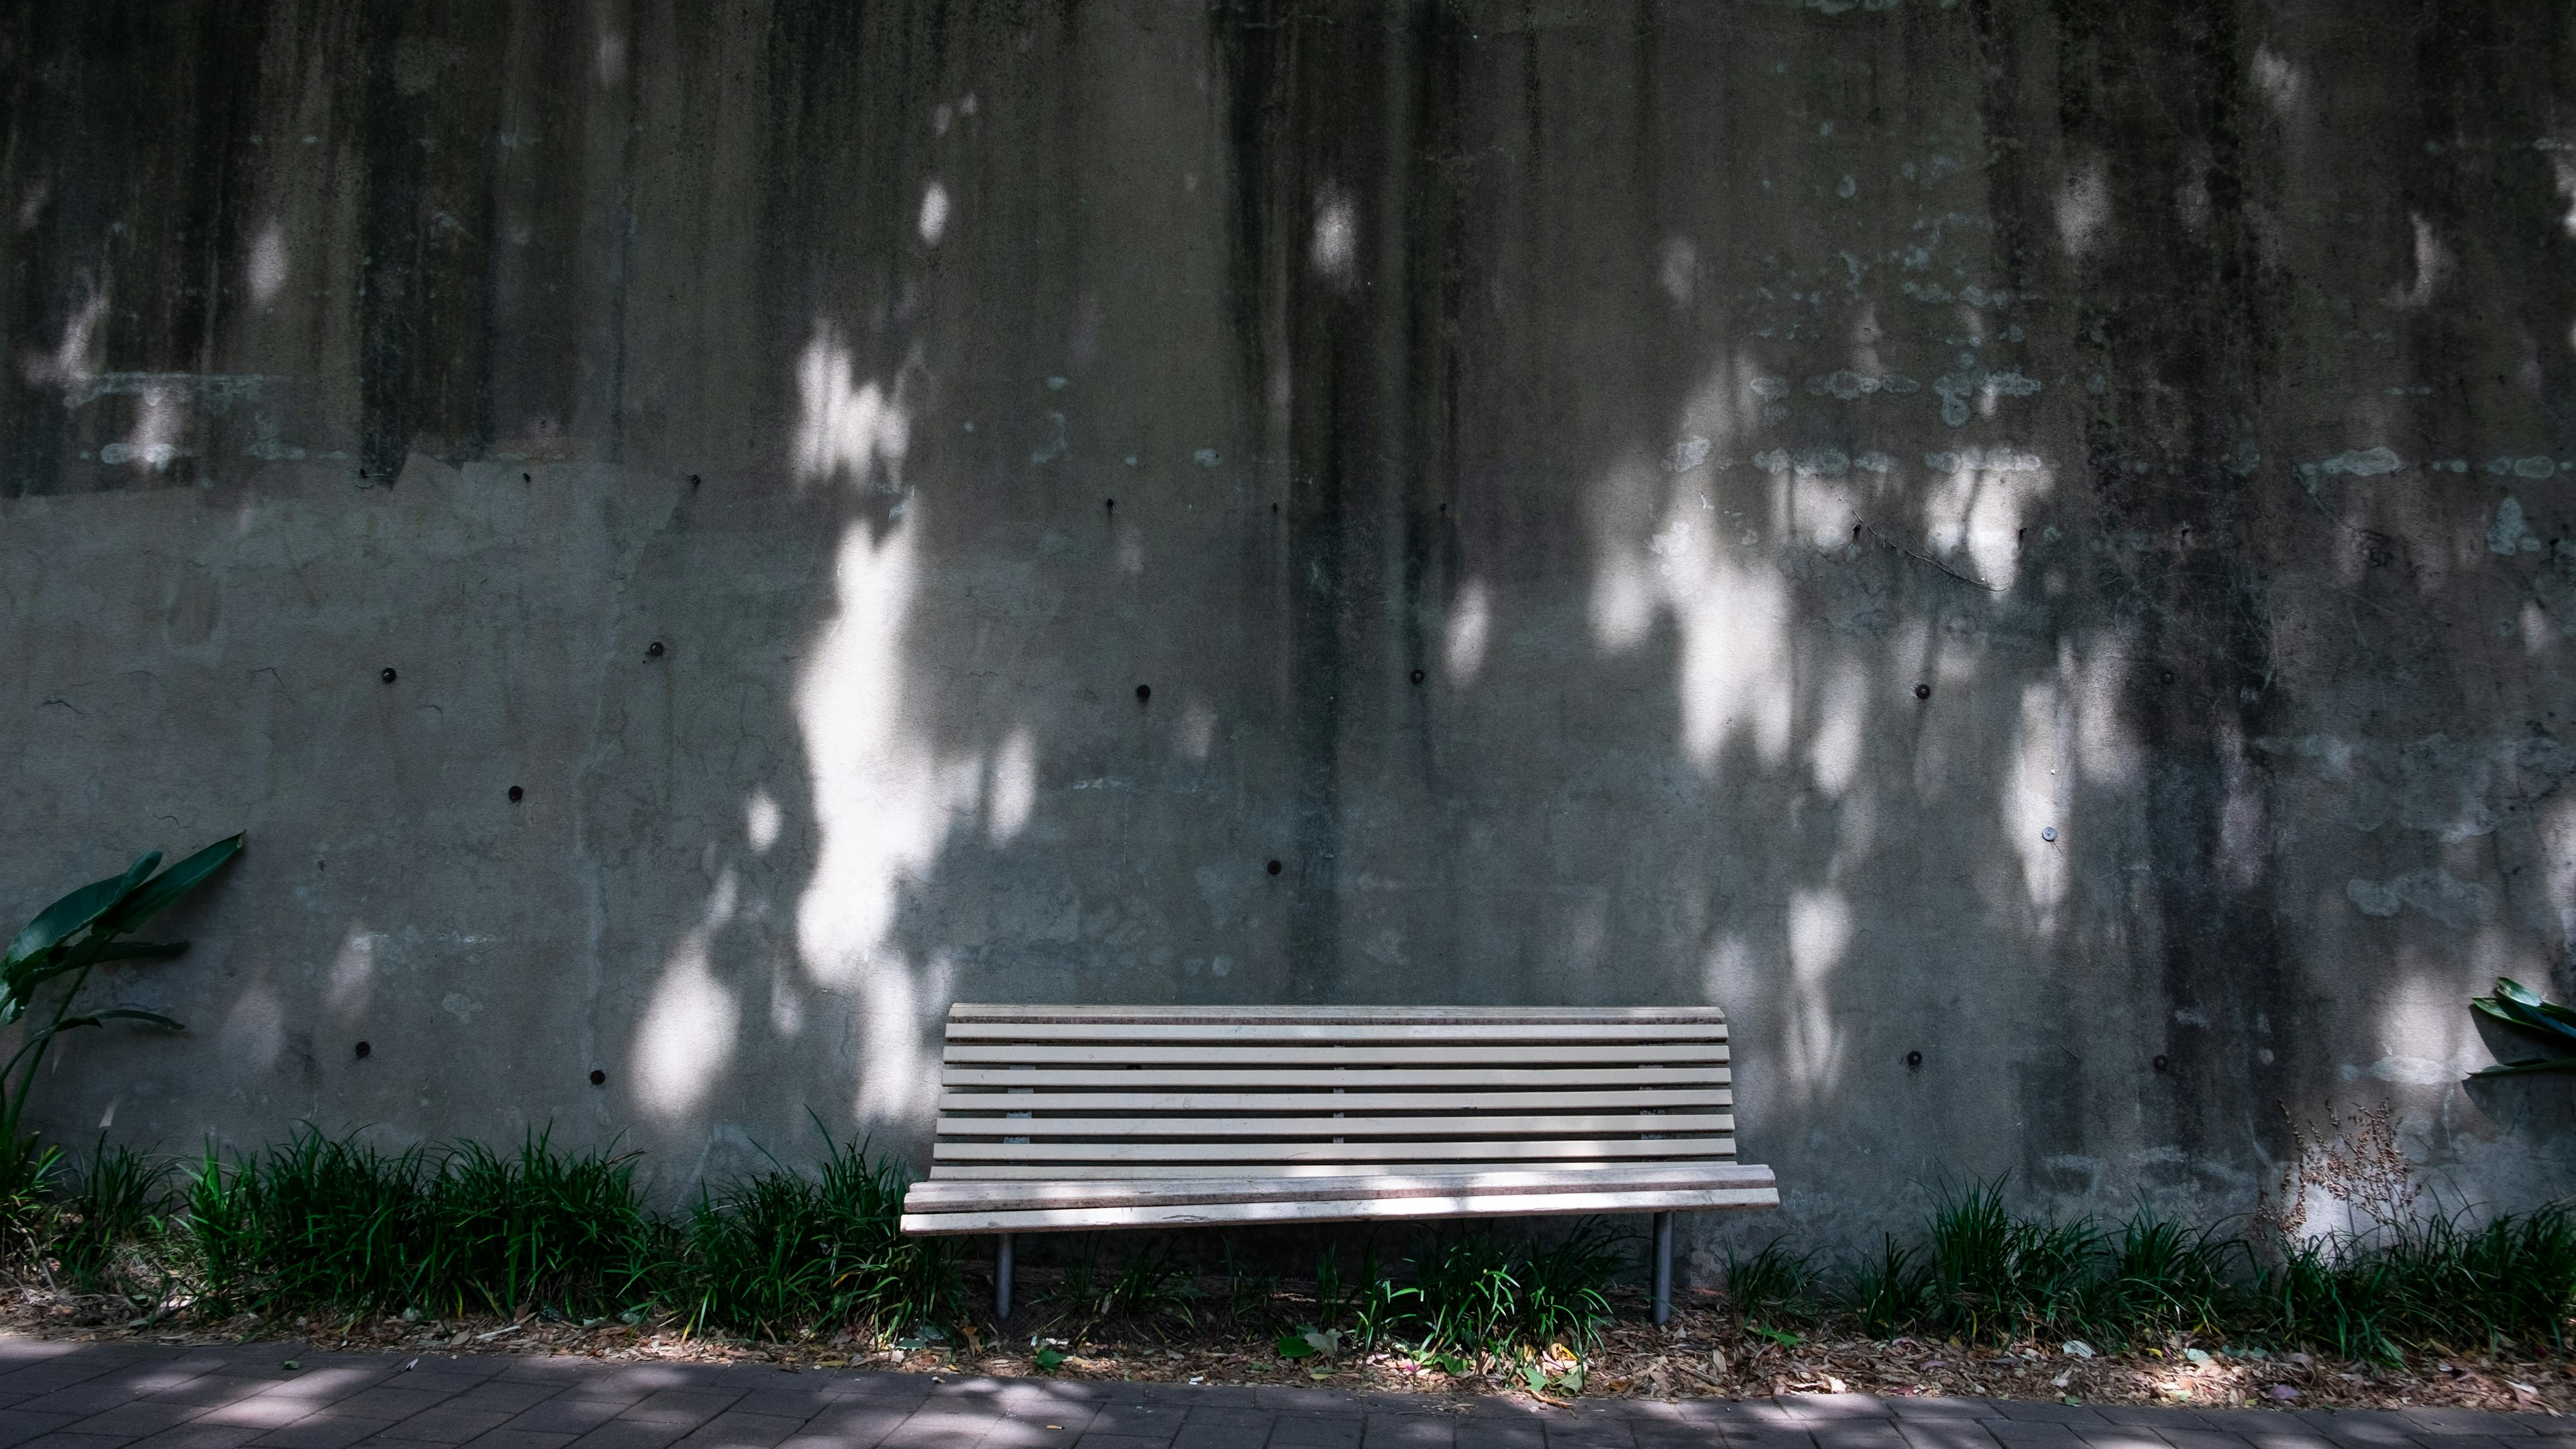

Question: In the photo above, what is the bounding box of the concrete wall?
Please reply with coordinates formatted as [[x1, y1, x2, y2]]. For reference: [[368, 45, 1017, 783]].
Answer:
[[5, 0, 2575, 1269]]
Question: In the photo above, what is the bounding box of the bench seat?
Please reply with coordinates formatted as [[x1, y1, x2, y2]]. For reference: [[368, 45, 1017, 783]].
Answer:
[[899, 1004, 1778, 1320]]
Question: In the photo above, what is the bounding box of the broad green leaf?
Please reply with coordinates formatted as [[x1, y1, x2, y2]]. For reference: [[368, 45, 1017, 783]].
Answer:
[[2473, 1055, 2576, 1077], [77, 1007, 185, 1031], [2497, 977, 2576, 1031], [3, 859, 148, 977], [40, 1008, 185, 1039], [107, 835, 242, 934], [2473, 995, 2576, 1043]]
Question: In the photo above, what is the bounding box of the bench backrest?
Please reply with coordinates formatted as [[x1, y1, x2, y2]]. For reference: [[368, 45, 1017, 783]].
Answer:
[[926, 1004, 1735, 1181]]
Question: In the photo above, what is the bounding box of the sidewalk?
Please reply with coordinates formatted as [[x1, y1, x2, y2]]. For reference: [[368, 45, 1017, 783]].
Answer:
[[0, 1338, 2556, 1449]]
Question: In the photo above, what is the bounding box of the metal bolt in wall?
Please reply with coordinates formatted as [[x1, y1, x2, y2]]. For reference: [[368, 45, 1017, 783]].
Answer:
[[647, 641, 665, 659], [380, 667, 396, 684]]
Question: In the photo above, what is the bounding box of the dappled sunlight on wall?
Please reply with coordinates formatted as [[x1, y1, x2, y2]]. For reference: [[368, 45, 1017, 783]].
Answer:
[[636, 871, 743, 1118]]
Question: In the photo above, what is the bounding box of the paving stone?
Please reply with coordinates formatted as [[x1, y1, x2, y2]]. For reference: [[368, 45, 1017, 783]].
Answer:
[[1076, 1408, 1181, 1440], [671, 1412, 809, 1449], [22, 1383, 178, 1419], [1358, 1415, 1453, 1448], [0, 1413, 88, 1448], [144, 1385, 283, 1413], [1801, 1400, 1896, 1423], [1264, 1416, 1362, 1448], [1811, 1422, 1909, 1449], [2068, 1428, 2167, 1449], [617, 1397, 741, 1433], [1446, 1421, 1542, 1449], [1538, 1420, 1638, 1449], [2155, 1431, 2263, 1449], [2400, 1414, 2538, 1439], [1979, 1425, 2087, 1449], [452, 1434, 574, 1449], [1631, 1426, 1723, 1449], [1897, 1420, 2002, 1449], [982, 1418, 1089, 1449], [328, 1399, 458, 1427], [501, 1405, 635, 1438], [800, 1405, 920, 1437], [559, 1422, 692, 1449], [1985, 1409, 2109, 1428], [869, 1411, 996, 1449], [125, 1424, 268, 1449], [437, 1392, 560, 1419], [65, 1408, 209, 1444], [19, 1434, 138, 1449], [1721, 1423, 1823, 1444], [246, 1416, 400, 1449], [199, 1401, 326, 1434], [376, 1409, 517, 1444], [2294, 1415, 2419, 1449], [1890, 1405, 1997, 1426]]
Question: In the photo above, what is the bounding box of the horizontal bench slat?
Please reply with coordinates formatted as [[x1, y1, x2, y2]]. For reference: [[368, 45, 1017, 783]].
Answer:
[[943, 1043, 1729, 1066], [945, 1022, 1726, 1044], [940, 1066, 1731, 1089], [934, 1136, 1733, 1164], [901, 1185, 1780, 1235], [934, 1112, 1734, 1138], [926, 1159, 1737, 1180], [905, 1163, 1773, 1212], [936, 1089, 1731, 1114], [948, 1004, 1727, 1024]]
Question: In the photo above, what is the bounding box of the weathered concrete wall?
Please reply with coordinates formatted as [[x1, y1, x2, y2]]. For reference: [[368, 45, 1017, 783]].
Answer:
[[5, 0, 2575, 1269]]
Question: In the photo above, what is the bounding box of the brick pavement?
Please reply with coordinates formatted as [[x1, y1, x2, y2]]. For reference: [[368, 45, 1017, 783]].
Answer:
[[0, 1339, 2556, 1449]]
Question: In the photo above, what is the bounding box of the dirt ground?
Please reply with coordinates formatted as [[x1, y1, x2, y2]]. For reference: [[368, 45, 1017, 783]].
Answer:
[[1, 1285, 2561, 1418]]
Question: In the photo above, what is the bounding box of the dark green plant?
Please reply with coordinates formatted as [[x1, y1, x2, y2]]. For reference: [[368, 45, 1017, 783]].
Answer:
[[2101, 1202, 2240, 1342], [1515, 1221, 1624, 1351], [1411, 1230, 1520, 1354], [1723, 1238, 1822, 1326], [2471, 977, 2576, 1075], [425, 1131, 649, 1320], [1219, 1238, 1275, 1323], [1922, 1177, 2102, 1343], [1842, 1236, 1932, 1336], [58, 1138, 174, 1292], [1, 836, 242, 1212]]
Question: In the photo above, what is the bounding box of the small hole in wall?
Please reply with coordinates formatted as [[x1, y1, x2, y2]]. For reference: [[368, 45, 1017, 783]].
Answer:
[[1905, 1050, 1922, 1069], [690, 474, 702, 488], [1914, 683, 1930, 700], [1410, 669, 1425, 685], [2153, 1055, 2169, 1073], [1267, 859, 1283, 875], [1135, 684, 1151, 704], [1853, 525, 1863, 542], [589, 1069, 607, 1086], [1104, 498, 1116, 511], [507, 786, 523, 803], [522, 472, 531, 484], [354, 1041, 371, 1059]]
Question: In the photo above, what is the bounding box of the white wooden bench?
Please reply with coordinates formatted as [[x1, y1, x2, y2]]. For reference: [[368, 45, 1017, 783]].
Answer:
[[897, 1004, 1778, 1324]]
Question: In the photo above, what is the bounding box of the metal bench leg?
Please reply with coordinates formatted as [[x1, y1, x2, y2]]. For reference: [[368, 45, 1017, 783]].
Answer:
[[1652, 1212, 1674, 1325], [996, 1232, 1014, 1321]]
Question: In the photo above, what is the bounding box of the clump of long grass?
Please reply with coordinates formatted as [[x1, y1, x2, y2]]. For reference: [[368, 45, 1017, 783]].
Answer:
[[667, 1130, 961, 1338], [136, 1122, 961, 1336], [1722, 1175, 2576, 1364]]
